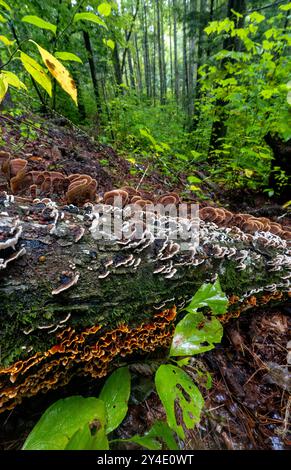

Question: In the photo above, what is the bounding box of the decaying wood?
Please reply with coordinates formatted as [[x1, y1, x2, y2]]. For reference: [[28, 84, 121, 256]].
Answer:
[[0, 192, 290, 411]]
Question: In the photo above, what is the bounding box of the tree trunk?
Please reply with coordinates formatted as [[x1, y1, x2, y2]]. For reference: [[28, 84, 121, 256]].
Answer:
[[156, 0, 165, 104], [183, 0, 189, 110], [173, 0, 179, 104], [82, 30, 102, 118], [0, 195, 289, 411]]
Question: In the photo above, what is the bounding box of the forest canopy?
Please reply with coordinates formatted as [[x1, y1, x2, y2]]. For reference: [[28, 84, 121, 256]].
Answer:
[[0, 0, 290, 200]]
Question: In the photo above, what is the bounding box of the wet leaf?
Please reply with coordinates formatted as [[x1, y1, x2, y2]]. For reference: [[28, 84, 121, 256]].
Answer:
[[22, 396, 106, 450], [170, 311, 223, 356], [186, 279, 228, 315], [99, 367, 131, 434], [155, 365, 204, 439]]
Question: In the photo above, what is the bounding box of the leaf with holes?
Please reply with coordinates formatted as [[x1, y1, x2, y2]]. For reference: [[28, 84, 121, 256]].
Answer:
[[22, 15, 57, 34], [125, 421, 178, 450], [30, 40, 77, 104], [170, 311, 223, 356], [186, 279, 228, 315], [74, 12, 107, 29], [155, 365, 204, 439], [55, 51, 83, 63], [22, 396, 107, 450], [99, 367, 131, 434], [20, 51, 52, 96]]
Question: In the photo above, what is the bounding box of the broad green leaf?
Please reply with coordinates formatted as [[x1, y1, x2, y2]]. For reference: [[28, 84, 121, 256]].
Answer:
[[99, 367, 131, 434], [20, 51, 52, 97], [30, 40, 77, 104], [98, 2, 112, 16], [0, 0, 10, 11], [65, 423, 109, 450], [170, 311, 223, 356], [279, 2, 291, 11], [22, 396, 107, 450], [1, 71, 27, 90], [0, 13, 7, 22], [155, 365, 204, 439], [0, 34, 14, 46], [0, 76, 8, 103], [126, 421, 178, 450], [74, 12, 107, 29], [103, 38, 115, 50], [249, 12, 265, 24], [55, 51, 83, 63], [186, 279, 228, 315], [21, 15, 56, 34]]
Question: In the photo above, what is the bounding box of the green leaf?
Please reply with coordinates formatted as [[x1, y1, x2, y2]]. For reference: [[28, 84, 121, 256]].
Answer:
[[170, 311, 223, 356], [20, 51, 52, 97], [65, 423, 109, 450], [103, 38, 115, 50], [55, 51, 83, 63], [126, 421, 178, 450], [98, 2, 112, 16], [74, 12, 108, 29], [279, 2, 291, 11], [99, 367, 131, 434], [0, 76, 8, 103], [21, 15, 57, 34], [155, 365, 204, 439], [1, 71, 27, 90], [0, 13, 7, 22], [186, 279, 228, 315], [249, 12, 265, 24], [187, 175, 202, 184], [22, 396, 107, 450], [0, 34, 14, 46], [0, 0, 10, 11]]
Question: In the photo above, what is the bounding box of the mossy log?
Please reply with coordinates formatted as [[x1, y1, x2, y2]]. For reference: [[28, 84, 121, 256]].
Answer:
[[0, 193, 290, 411]]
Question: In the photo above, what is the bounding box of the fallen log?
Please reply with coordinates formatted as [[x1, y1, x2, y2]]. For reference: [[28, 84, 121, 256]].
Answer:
[[0, 192, 290, 411]]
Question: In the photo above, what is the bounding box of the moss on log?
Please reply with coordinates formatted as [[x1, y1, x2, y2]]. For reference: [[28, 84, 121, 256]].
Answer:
[[0, 193, 290, 410]]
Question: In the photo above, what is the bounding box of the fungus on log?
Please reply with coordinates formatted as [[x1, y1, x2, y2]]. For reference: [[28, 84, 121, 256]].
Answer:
[[0, 191, 290, 412]]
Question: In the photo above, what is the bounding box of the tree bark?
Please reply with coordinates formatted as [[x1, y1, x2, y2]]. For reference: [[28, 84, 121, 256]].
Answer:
[[82, 30, 102, 118]]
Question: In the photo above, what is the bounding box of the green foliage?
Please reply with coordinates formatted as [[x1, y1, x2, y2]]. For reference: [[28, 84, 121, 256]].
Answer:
[[155, 365, 204, 439], [22, 396, 108, 450], [21, 280, 226, 451], [99, 367, 131, 434]]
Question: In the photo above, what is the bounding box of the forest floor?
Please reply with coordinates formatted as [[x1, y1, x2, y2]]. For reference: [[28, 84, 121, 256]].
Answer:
[[0, 114, 290, 450]]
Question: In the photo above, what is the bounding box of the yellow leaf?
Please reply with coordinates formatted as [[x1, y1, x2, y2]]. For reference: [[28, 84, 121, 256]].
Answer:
[[189, 185, 200, 191], [0, 76, 8, 103], [30, 40, 77, 104], [1, 71, 27, 90], [0, 35, 14, 46], [20, 51, 52, 97], [244, 169, 254, 178]]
